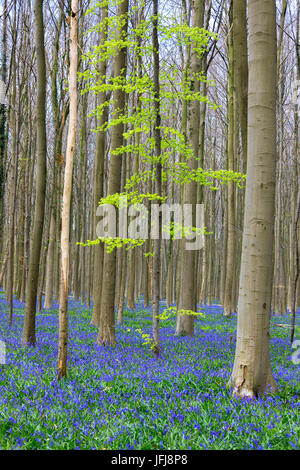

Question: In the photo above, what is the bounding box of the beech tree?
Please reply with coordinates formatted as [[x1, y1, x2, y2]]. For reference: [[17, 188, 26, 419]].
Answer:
[[97, 0, 129, 346], [22, 0, 47, 346], [58, 0, 78, 379], [91, 3, 108, 327], [151, 0, 162, 354], [0, 0, 299, 403], [177, 0, 204, 336], [229, 0, 277, 398]]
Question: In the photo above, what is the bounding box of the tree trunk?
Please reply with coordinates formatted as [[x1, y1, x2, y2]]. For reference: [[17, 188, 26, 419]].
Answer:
[[98, 0, 129, 346], [229, 0, 277, 398], [22, 0, 47, 345], [44, 210, 56, 308], [178, 0, 204, 336], [58, 0, 78, 379]]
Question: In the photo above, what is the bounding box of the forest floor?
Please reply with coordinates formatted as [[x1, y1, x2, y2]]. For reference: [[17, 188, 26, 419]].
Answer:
[[0, 290, 299, 450]]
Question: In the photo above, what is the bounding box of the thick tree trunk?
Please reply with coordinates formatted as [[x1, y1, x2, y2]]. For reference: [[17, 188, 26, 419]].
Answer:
[[178, 0, 204, 336], [229, 0, 277, 398], [98, 0, 129, 346], [58, 0, 78, 379]]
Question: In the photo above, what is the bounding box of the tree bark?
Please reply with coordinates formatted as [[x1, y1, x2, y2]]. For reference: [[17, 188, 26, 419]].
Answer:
[[178, 0, 204, 336], [98, 0, 129, 346], [58, 0, 78, 379], [229, 0, 277, 398], [22, 0, 47, 345]]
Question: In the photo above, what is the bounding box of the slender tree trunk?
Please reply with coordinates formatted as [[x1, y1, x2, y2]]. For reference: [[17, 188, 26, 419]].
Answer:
[[223, 3, 236, 317], [290, 2, 300, 342], [0, 0, 7, 249], [44, 210, 56, 308], [91, 4, 108, 326], [232, 0, 248, 171], [151, 0, 162, 356], [7, 10, 18, 325], [58, 0, 78, 379], [291, 193, 300, 344]]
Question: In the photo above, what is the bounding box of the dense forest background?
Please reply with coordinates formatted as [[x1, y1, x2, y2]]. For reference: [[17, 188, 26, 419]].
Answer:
[[0, 0, 299, 397]]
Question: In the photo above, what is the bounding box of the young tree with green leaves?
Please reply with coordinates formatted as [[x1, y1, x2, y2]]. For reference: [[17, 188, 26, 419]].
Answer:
[[97, 0, 129, 346]]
